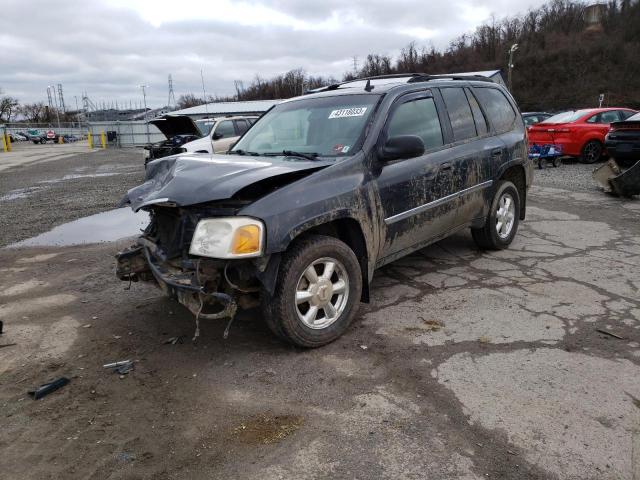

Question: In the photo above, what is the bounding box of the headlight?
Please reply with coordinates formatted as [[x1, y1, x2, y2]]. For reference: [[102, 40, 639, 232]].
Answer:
[[189, 217, 264, 259]]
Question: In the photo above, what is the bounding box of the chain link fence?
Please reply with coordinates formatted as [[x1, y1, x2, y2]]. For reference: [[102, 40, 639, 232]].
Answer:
[[2, 121, 165, 147]]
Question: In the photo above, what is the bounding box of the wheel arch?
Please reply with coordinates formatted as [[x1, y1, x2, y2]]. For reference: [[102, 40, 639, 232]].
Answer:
[[286, 216, 370, 303], [498, 164, 527, 220]]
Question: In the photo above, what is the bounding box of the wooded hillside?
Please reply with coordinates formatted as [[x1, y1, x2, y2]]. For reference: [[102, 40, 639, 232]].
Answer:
[[231, 0, 640, 111]]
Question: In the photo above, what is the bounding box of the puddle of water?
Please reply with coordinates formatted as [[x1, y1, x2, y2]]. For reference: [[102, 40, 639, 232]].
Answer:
[[38, 172, 122, 184], [9, 208, 149, 248], [0, 187, 43, 201]]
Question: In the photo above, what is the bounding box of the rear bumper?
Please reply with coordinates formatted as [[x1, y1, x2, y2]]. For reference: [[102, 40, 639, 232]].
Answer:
[[528, 136, 581, 156], [604, 141, 640, 161]]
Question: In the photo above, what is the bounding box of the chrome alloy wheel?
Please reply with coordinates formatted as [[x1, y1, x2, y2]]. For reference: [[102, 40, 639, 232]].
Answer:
[[295, 257, 349, 329], [496, 192, 516, 239]]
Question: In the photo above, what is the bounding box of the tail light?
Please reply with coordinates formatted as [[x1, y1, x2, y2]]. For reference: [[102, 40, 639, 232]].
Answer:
[[610, 122, 640, 132]]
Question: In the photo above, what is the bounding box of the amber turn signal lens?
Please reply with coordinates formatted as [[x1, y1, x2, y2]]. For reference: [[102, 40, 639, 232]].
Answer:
[[231, 225, 261, 255]]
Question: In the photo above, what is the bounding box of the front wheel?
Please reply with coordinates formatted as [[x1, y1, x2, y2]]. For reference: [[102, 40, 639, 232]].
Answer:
[[471, 180, 520, 250], [262, 235, 362, 348]]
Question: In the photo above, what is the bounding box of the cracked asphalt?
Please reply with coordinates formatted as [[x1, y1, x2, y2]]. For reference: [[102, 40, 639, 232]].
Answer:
[[0, 146, 639, 479]]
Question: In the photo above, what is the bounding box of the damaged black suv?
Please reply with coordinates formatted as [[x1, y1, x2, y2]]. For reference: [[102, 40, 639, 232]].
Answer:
[[116, 74, 532, 347]]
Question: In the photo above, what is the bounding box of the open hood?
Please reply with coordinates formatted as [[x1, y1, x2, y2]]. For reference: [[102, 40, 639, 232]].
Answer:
[[120, 153, 332, 211], [149, 115, 202, 139]]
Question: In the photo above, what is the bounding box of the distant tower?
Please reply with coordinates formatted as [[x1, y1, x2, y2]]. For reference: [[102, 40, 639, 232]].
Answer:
[[168, 74, 176, 109], [57, 84, 66, 113], [46, 86, 54, 110]]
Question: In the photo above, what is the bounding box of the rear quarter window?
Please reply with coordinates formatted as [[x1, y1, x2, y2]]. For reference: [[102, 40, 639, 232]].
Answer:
[[474, 88, 517, 133], [440, 87, 478, 142]]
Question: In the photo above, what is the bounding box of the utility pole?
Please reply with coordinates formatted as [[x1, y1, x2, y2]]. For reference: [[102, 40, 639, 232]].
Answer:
[[139, 84, 150, 144], [353, 56, 359, 77], [507, 43, 519, 93]]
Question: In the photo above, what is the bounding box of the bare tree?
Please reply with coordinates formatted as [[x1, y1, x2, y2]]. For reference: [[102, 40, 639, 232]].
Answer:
[[0, 89, 19, 122], [19, 102, 47, 123]]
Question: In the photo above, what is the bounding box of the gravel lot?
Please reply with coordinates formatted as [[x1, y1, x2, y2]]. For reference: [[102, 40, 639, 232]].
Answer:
[[532, 157, 603, 191], [0, 147, 639, 480], [0, 145, 144, 247]]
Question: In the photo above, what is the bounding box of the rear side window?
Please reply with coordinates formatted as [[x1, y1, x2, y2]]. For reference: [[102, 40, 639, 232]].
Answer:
[[387, 97, 444, 150], [474, 88, 516, 133], [465, 88, 488, 135], [440, 87, 477, 141], [234, 119, 250, 135]]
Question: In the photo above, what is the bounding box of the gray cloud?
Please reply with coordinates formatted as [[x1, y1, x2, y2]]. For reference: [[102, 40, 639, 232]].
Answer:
[[2, 0, 552, 107]]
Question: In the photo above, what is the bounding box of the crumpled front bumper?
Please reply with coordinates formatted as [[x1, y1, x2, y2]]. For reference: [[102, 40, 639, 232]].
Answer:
[[115, 243, 237, 320]]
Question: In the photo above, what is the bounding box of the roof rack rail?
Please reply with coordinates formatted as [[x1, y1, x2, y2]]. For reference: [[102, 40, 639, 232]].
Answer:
[[305, 72, 494, 94], [407, 74, 494, 84]]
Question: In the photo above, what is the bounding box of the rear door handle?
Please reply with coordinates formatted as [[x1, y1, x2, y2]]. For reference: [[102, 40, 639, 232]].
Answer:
[[440, 162, 452, 171], [491, 149, 503, 157]]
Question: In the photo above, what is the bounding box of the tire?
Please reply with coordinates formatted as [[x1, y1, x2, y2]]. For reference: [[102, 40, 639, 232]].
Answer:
[[261, 235, 362, 348], [580, 140, 602, 164], [471, 180, 520, 250], [552, 157, 561, 168]]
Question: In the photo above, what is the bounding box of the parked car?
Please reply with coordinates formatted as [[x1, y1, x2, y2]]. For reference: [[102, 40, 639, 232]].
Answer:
[[27, 130, 47, 144], [143, 115, 202, 163], [8, 132, 27, 142], [62, 134, 79, 143], [604, 111, 640, 167], [116, 73, 532, 347], [182, 116, 259, 154], [522, 112, 552, 128], [528, 107, 637, 163]]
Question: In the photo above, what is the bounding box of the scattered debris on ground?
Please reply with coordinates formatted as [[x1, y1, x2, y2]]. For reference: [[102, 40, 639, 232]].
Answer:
[[28, 377, 70, 400]]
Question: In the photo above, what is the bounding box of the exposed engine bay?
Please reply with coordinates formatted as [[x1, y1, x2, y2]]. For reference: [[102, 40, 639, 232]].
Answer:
[[116, 202, 267, 328]]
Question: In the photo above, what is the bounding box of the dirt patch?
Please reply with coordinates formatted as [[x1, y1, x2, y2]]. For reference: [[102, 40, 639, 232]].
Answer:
[[231, 413, 304, 445]]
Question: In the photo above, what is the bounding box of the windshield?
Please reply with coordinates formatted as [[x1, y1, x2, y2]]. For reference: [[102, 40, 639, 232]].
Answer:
[[231, 94, 380, 157], [542, 110, 592, 124], [195, 119, 216, 136]]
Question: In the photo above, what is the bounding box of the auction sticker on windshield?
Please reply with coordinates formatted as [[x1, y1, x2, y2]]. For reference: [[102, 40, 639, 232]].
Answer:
[[328, 107, 367, 119]]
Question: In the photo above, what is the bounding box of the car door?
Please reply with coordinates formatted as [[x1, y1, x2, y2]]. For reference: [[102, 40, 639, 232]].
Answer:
[[437, 86, 498, 226], [211, 120, 238, 153], [375, 91, 457, 261]]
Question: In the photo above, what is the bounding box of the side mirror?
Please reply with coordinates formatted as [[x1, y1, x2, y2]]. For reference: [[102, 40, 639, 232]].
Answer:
[[381, 135, 425, 160], [212, 132, 222, 140]]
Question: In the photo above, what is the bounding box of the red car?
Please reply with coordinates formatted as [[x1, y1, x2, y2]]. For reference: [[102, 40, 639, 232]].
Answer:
[[528, 108, 637, 163]]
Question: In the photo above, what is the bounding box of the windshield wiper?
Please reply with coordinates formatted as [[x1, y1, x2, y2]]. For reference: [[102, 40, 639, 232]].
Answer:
[[264, 150, 320, 161], [231, 149, 261, 156]]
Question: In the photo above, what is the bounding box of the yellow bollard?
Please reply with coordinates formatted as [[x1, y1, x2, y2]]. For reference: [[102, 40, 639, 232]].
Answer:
[[100, 131, 107, 149], [58, 135, 64, 144], [6, 133, 12, 152], [88, 131, 93, 149], [1, 134, 7, 153]]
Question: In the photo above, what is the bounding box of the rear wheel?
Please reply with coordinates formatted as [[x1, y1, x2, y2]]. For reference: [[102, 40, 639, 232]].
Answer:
[[580, 140, 602, 164], [471, 180, 520, 250], [262, 235, 362, 348]]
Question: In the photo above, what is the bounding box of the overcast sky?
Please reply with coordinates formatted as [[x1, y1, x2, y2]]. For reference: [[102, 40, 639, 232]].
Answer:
[[3, 0, 554, 108]]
